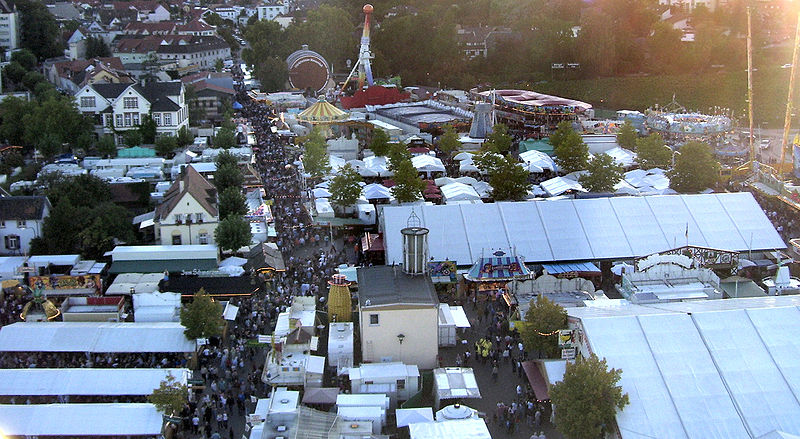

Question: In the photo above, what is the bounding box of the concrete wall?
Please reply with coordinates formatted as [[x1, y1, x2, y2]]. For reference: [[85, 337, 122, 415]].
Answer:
[[360, 305, 438, 370]]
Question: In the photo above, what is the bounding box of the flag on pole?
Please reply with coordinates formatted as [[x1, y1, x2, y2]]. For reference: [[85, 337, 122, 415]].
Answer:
[[685, 223, 689, 240]]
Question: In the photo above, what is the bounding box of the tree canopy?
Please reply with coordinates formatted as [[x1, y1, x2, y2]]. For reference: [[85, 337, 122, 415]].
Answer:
[[616, 121, 637, 150], [213, 162, 243, 194], [214, 216, 252, 252], [437, 124, 461, 156], [669, 141, 719, 193], [550, 354, 630, 439], [488, 155, 531, 201], [521, 295, 567, 359], [301, 128, 331, 179], [148, 373, 188, 417], [369, 128, 391, 157], [180, 289, 224, 339], [554, 130, 589, 174], [391, 159, 425, 203], [16, 0, 63, 60], [329, 164, 363, 209], [579, 153, 623, 192], [213, 127, 237, 149], [387, 142, 412, 172], [635, 133, 672, 170], [218, 187, 247, 220], [483, 123, 513, 154]]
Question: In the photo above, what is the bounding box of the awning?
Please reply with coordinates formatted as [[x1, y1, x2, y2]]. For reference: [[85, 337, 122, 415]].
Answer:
[[362, 233, 385, 252], [301, 387, 339, 405], [449, 306, 471, 328], [541, 261, 600, 275], [109, 259, 219, 274], [522, 360, 550, 401]]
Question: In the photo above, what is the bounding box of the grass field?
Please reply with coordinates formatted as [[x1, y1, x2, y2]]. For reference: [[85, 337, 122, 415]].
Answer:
[[532, 67, 793, 128]]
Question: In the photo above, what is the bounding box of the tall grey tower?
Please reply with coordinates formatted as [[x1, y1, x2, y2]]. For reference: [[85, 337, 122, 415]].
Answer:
[[469, 102, 493, 139]]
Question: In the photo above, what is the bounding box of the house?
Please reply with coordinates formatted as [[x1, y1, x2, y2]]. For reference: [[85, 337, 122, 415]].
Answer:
[[182, 72, 235, 122], [456, 25, 516, 59], [257, 2, 288, 21], [75, 80, 189, 142], [47, 2, 83, 23], [262, 326, 325, 387], [112, 1, 171, 22], [0, 196, 51, 256], [45, 57, 132, 94], [356, 265, 439, 369], [0, 0, 19, 53], [121, 19, 216, 37], [174, 19, 216, 37], [154, 166, 219, 246], [348, 362, 421, 402], [155, 36, 230, 70]]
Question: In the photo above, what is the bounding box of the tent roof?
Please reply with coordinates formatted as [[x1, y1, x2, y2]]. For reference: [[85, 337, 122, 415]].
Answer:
[[571, 296, 800, 439], [441, 182, 480, 202], [302, 387, 339, 404], [412, 154, 446, 172], [297, 99, 348, 123], [409, 419, 491, 439], [396, 407, 434, 428], [0, 322, 194, 352], [0, 403, 163, 436], [0, 368, 188, 396], [381, 192, 786, 266], [540, 176, 585, 196]]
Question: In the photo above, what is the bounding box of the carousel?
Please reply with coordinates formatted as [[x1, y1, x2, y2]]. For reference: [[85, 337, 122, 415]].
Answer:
[[295, 99, 351, 137], [15, 283, 60, 322], [463, 250, 531, 307]]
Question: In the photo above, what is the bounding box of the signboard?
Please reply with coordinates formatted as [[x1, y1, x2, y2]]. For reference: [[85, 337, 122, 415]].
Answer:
[[257, 335, 272, 344], [551, 63, 565, 69], [428, 260, 457, 283], [29, 274, 101, 293], [558, 329, 575, 347], [561, 347, 576, 360], [17, 266, 35, 273], [567, 63, 580, 69]]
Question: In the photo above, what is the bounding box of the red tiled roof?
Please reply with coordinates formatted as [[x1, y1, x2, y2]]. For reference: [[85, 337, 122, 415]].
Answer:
[[155, 166, 218, 220]]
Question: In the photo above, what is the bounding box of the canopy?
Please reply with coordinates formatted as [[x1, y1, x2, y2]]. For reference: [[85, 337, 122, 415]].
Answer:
[[540, 176, 586, 196], [441, 182, 480, 202], [542, 261, 600, 275], [363, 183, 393, 200], [522, 361, 551, 401], [117, 146, 156, 158], [313, 187, 332, 198], [602, 146, 637, 168], [408, 419, 491, 439], [219, 256, 247, 267], [0, 368, 188, 396], [466, 253, 531, 281], [459, 161, 483, 174], [453, 151, 474, 161], [519, 149, 557, 172], [302, 387, 339, 404], [364, 155, 392, 177], [396, 407, 434, 428], [0, 403, 163, 436], [232, 101, 243, 110], [411, 154, 446, 173], [297, 99, 348, 123]]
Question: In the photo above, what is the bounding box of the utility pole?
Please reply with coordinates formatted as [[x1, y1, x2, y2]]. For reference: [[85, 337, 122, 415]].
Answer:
[[779, 11, 800, 175], [747, 7, 755, 164]]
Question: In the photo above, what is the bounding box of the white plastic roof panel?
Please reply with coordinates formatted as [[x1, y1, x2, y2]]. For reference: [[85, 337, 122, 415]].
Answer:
[[717, 192, 786, 251], [645, 195, 707, 249], [637, 314, 750, 438], [680, 195, 747, 250], [537, 201, 593, 261], [459, 203, 508, 260], [0, 403, 163, 436], [746, 307, 800, 405], [421, 204, 473, 264], [573, 198, 633, 259], [692, 310, 800, 437], [0, 368, 188, 396], [610, 197, 670, 256], [581, 316, 688, 439], [496, 202, 553, 262]]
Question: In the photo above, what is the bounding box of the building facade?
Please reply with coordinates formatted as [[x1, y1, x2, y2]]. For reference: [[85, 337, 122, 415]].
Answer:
[[0, 196, 51, 256], [153, 166, 219, 246], [0, 0, 19, 53]]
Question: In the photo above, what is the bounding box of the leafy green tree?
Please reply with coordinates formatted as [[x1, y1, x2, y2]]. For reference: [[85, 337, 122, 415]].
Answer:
[[218, 187, 247, 219], [0, 97, 33, 145], [369, 128, 391, 157], [242, 20, 289, 66], [579, 153, 623, 192], [10, 49, 36, 71], [21, 71, 46, 92], [214, 150, 238, 168], [554, 131, 589, 174], [669, 141, 719, 193], [96, 135, 117, 158], [78, 202, 135, 258], [521, 295, 567, 359], [85, 36, 111, 58], [148, 373, 188, 417], [284, 5, 355, 73], [122, 130, 143, 147], [16, 0, 64, 60], [21, 94, 94, 155], [387, 142, 411, 172], [139, 114, 157, 144], [176, 126, 194, 148], [214, 216, 252, 252], [2, 62, 27, 90], [485, 123, 513, 154], [301, 127, 330, 178], [213, 163, 243, 193], [473, 151, 505, 175], [329, 164, 363, 210], [2, 151, 23, 168], [635, 133, 672, 170], [217, 27, 240, 52], [155, 136, 178, 158], [616, 121, 637, 150], [45, 173, 111, 207], [437, 125, 461, 156], [180, 289, 224, 339], [391, 159, 425, 203], [213, 127, 237, 149], [255, 56, 288, 92], [215, 58, 225, 72], [36, 133, 62, 159], [550, 354, 630, 439], [549, 120, 575, 150], [489, 155, 531, 201]]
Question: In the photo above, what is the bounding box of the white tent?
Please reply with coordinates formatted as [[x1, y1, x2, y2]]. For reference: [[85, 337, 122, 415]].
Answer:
[[519, 150, 557, 172], [312, 187, 332, 198], [0, 368, 188, 396], [315, 199, 334, 217], [459, 161, 482, 174], [540, 176, 586, 197], [219, 265, 245, 276], [329, 155, 346, 173], [408, 419, 491, 439], [435, 177, 457, 186], [396, 407, 434, 428], [454, 176, 478, 186], [362, 183, 393, 200], [0, 403, 164, 436], [603, 147, 637, 168], [219, 256, 247, 267], [441, 182, 481, 202], [453, 152, 474, 161], [411, 154, 446, 175], [471, 181, 492, 198], [364, 155, 392, 177]]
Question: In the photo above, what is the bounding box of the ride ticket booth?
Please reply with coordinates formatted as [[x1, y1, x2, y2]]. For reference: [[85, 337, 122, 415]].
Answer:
[[463, 250, 531, 309]]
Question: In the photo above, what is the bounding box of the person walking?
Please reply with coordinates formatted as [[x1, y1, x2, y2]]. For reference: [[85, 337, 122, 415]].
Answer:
[[535, 409, 542, 428], [492, 365, 499, 382]]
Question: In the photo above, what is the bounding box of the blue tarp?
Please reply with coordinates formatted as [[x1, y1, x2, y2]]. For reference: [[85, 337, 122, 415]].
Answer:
[[541, 262, 600, 274], [232, 101, 243, 110]]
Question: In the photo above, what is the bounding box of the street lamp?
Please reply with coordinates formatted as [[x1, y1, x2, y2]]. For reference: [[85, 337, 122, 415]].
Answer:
[[397, 334, 405, 344]]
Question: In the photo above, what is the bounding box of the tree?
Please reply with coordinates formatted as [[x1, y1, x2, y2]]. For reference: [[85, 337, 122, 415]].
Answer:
[[521, 295, 567, 359], [635, 133, 672, 170], [213, 127, 237, 149], [616, 121, 637, 150], [549, 120, 575, 150], [36, 133, 62, 159], [139, 114, 157, 144], [329, 164, 363, 210], [218, 187, 247, 219], [473, 151, 505, 175], [214, 216, 252, 252], [215, 58, 225, 72], [180, 289, 224, 339], [10, 49, 36, 71], [176, 126, 194, 148], [214, 150, 238, 169], [554, 130, 589, 174], [301, 127, 330, 178], [387, 142, 411, 172], [96, 135, 117, 158], [122, 130, 142, 147], [369, 128, 391, 157], [148, 373, 188, 417], [85, 36, 111, 58], [2, 62, 27, 90], [213, 163, 243, 193], [669, 141, 719, 193], [255, 56, 288, 92], [550, 354, 629, 439], [579, 153, 623, 192], [489, 155, 531, 201], [155, 135, 178, 158], [16, 0, 64, 60], [391, 159, 425, 203], [485, 123, 513, 154], [437, 124, 461, 156]]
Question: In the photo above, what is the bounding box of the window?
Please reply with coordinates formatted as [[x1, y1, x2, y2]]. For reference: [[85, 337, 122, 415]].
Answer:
[[16, 220, 25, 228], [164, 113, 172, 126], [153, 113, 161, 126], [105, 114, 113, 127], [124, 113, 132, 127], [80, 96, 95, 107], [123, 97, 138, 109], [115, 114, 123, 127], [396, 379, 405, 390], [198, 232, 208, 245], [196, 212, 203, 223], [132, 113, 140, 126], [369, 314, 379, 325], [172, 234, 182, 245], [4, 235, 19, 250]]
